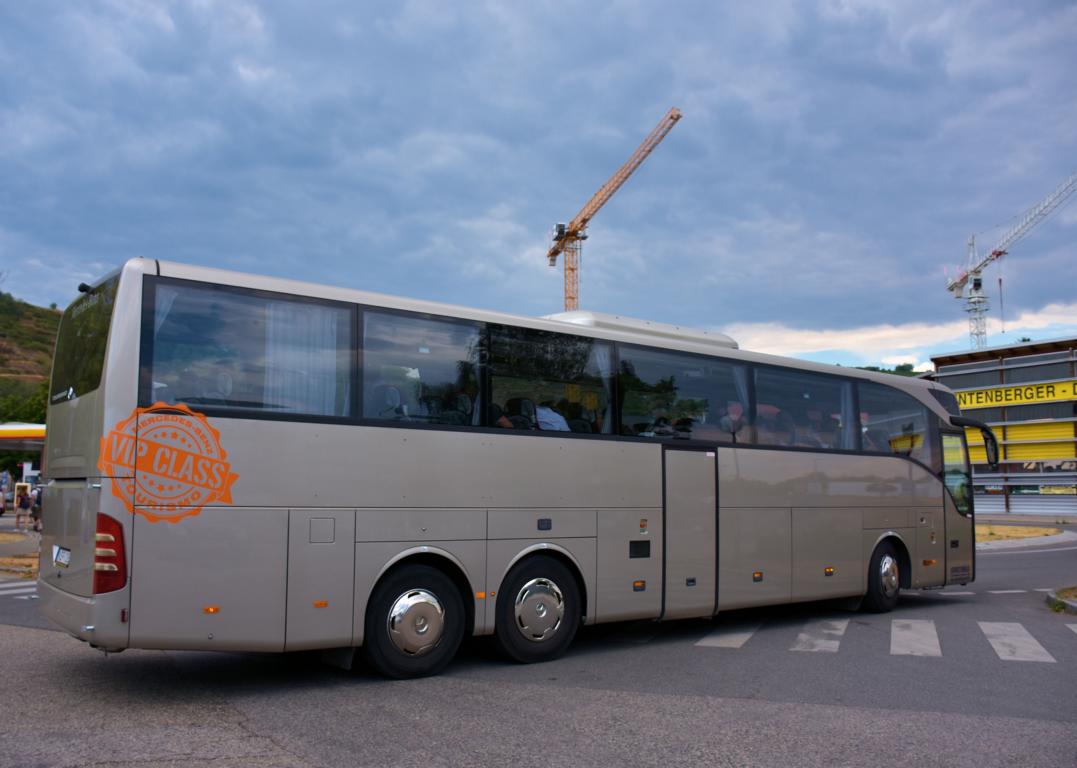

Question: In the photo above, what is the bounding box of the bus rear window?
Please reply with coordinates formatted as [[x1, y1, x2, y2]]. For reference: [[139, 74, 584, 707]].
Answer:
[[50, 277, 119, 403]]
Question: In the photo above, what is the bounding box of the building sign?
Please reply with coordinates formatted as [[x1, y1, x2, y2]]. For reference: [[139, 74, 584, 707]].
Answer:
[[956, 379, 1077, 410]]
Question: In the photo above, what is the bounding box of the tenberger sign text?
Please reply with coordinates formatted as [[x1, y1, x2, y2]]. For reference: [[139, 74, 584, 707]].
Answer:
[[956, 379, 1077, 410]]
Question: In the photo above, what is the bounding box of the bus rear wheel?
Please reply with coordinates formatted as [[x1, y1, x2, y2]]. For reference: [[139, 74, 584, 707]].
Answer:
[[863, 541, 901, 613], [362, 565, 464, 679], [494, 555, 580, 664]]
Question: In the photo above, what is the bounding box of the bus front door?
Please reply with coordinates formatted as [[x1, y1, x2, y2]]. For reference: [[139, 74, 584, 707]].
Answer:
[[941, 432, 974, 584], [662, 447, 718, 620]]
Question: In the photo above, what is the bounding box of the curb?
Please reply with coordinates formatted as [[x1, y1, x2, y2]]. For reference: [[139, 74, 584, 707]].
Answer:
[[1045, 590, 1077, 615], [976, 529, 1077, 551]]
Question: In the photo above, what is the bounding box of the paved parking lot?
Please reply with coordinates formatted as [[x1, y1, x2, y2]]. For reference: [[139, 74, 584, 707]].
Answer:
[[1, 522, 1074, 768]]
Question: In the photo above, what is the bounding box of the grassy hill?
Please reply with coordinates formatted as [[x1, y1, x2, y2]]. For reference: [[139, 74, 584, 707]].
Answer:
[[0, 291, 60, 401]]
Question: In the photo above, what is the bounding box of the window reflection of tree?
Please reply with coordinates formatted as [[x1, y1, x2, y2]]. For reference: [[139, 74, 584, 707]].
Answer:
[[619, 360, 710, 438], [489, 326, 609, 432]]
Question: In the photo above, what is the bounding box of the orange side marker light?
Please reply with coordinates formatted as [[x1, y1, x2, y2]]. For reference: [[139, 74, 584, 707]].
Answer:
[[313, 600, 329, 609], [203, 605, 220, 615]]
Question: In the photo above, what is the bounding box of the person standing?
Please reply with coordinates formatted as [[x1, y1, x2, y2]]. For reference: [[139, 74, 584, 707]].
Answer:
[[15, 491, 32, 531]]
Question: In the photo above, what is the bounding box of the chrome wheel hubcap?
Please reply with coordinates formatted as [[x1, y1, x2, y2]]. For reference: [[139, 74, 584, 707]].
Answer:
[[387, 588, 445, 656], [514, 577, 564, 642], [879, 554, 899, 598]]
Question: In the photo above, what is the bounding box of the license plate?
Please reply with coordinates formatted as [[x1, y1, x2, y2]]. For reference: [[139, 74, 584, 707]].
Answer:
[[52, 545, 71, 569]]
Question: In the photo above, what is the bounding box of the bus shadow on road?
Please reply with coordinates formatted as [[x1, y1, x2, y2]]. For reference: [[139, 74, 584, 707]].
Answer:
[[36, 590, 960, 693]]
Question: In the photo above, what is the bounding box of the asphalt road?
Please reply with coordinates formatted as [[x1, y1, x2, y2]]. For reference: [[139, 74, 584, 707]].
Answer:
[[0, 523, 1074, 768]]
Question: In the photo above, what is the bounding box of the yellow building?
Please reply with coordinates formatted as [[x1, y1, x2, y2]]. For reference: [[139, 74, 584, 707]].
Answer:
[[931, 337, 1076, 516]]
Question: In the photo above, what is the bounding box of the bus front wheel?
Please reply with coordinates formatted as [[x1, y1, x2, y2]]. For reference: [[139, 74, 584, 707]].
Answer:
[[363, 565, 464, 679], [863, 541, 901, 613], [494, 555, 580, 664]]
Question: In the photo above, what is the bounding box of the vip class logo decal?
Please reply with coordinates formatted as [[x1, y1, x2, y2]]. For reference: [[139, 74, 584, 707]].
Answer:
[[99, 402, 238, 523]]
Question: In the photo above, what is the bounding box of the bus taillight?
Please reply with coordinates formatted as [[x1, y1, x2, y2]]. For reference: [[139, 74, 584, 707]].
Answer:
[[93, 514, 127, 594]]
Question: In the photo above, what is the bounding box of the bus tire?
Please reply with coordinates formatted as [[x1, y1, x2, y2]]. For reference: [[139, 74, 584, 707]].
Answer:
[[863, 541, 900, 613], [494, 555, 580, 664], [362, 565, 464, 679]]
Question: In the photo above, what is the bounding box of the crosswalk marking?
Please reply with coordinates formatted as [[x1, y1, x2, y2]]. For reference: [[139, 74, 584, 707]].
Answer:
[[790, 619, 848, 653], [696, 618, 1072, 662], [978, 622, 1056, 663], [988, 589, 1026, 594], [0, 585, 36, 597], [696, 623, 761, 648], [890, 619, 942, 657], [939, 591, 975, 596], [1034, 589, 1052, 593]]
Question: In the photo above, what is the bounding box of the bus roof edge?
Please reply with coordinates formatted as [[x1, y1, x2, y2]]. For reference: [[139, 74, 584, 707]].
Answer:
[[543, 311, 739, 350]]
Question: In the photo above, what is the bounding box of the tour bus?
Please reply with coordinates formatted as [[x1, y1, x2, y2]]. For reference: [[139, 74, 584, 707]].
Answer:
[[39, 258, 998, 678]]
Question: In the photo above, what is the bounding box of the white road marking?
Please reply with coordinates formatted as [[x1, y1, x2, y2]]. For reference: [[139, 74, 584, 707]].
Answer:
[[1034, 589, 1053, 593], [696, 624, 761, 649], [13, 594, 38, 600], [0, 581, 36, 591], [1068, 625, 1077, 637], [790, 619, 849, 653], [938, 591, 975, 596], [981, 545, 1077, 555], [890, 619, 942, 657], [987, 589, 1027, 594], [978, 622, 1056, 663], [0, 585, 37, 597]]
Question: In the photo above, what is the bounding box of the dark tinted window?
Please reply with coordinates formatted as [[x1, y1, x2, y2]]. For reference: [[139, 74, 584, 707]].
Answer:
[[363, 312, 480, 425], [859, 382, 934, 466], [618, 347, 749, 443], [51, 276, 119, 403], [1003, 363, 1071, 384], [754, 368, 856, 449], [929, 388, 961, 416], [966, 407, 1003, 423], [1005, 402, 1077, 421], [143, 281, 353, 417], [489, 326, 612, 433], [937, 371, 1000, 389]]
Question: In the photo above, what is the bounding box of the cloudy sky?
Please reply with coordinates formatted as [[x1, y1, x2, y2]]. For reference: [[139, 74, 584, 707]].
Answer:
[[1, 0, 1075, 369]]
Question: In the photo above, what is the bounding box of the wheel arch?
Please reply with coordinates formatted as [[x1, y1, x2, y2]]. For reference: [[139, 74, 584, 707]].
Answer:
[[869, 531, 912, 590], [368, 547, 477, 641], [498, 543, 589, 624]]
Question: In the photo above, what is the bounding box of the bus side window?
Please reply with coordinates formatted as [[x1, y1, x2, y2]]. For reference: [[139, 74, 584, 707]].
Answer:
[[858, 382, 934, 466], [754, 368, 855, 450], [362, 311, 480, 426], [618, 347, 748, 443], [488, 326, 612, 435], [144, 281, 353, 417]]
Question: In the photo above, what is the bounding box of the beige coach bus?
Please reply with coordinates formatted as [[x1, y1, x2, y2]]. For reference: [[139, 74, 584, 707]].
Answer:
[[39, 259, 998, 678]]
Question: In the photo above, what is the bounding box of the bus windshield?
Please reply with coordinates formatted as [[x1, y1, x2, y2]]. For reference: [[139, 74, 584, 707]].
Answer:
[[50, 276, 119, 403]]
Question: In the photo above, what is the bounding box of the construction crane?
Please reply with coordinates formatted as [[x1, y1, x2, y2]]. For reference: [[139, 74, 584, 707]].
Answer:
[[947, 170, 1077, 349], [547, 107, 682, 311]]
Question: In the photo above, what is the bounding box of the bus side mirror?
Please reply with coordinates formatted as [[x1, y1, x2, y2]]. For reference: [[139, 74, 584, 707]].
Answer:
[[949, 415, 1000, 472], [981, 428, 999, 471]]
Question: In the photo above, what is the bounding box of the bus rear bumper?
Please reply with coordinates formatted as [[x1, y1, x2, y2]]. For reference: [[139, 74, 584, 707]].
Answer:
[[38, 579, 129, 652]]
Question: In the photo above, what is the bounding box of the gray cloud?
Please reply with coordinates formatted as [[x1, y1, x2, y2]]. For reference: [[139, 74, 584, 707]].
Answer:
[[1, 1, 1074, 360]]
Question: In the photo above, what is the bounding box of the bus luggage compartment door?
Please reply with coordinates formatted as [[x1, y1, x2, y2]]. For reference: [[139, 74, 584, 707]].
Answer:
[[662, 447, 717, 620], [285, 509, 356, 651]]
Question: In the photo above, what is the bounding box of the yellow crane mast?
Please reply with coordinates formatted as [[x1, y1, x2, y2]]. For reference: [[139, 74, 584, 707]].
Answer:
[[547, 107, 682, 311]]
